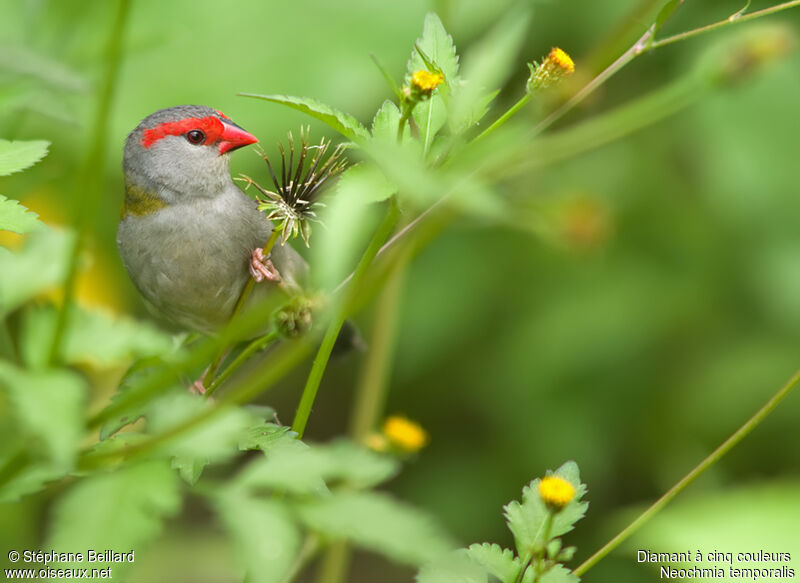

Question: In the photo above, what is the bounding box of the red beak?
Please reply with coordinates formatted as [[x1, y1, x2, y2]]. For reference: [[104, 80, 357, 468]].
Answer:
[[218, 119, 258, 154]]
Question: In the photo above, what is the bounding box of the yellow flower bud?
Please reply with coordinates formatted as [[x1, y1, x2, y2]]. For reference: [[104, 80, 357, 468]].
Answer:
[[382, 415, 429, 452], [538, 476, 575, 511], [411, 70, 444, 93]]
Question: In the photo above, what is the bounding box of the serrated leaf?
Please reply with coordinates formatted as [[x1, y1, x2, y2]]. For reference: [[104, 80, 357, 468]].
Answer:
[[241, 94, 369, 141], [408, 13, 459, 82], [237, 438, 399, 495], [539, 565, 580, 583], [503, 461, 588, 559], [99, 357, 176, 440], [0, 362, 85, 469], [238, 422, 292, 452], [148, 392, 259, 483], [0, 139, 49, 176], [296, 490, 455, 566], [0, 227, 74, 316], [417, 551, 489, 583], [372, 100, 409, 142], [214, 490, 301, 583], [0, 195, 41, 233], [235, 437, 326, 496], [19, 304, 174, 369], [449, 11, 530, 135], [47, 461, 180, 577], [467, 543, 522, 582]]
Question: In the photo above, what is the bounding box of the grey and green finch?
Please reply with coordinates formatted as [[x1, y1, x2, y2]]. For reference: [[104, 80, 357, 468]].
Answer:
[[117, 105, 306, 333]]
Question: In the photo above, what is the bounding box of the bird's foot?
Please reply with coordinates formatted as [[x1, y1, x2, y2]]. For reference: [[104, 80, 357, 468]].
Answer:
[[250, 248, 282, 283], [189, 380, 207, 395]]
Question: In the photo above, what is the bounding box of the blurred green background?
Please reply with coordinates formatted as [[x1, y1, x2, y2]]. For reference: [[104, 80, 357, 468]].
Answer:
[[1, 0, 799, 581]]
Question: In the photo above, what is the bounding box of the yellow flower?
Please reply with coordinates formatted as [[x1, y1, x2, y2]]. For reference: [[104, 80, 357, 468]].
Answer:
[[527, 47, 575, 92], [383, 415, 429, 452], [547, 47, 575, 74], [538, 476, 575, 511], [411, 70, 444, 93]]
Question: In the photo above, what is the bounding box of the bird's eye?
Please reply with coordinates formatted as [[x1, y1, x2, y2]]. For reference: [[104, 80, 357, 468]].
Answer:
[[186, 130, 205, 145]]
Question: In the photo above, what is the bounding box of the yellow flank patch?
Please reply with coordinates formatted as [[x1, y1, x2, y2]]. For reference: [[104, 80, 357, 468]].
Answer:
[[122, 184, 167, 218]]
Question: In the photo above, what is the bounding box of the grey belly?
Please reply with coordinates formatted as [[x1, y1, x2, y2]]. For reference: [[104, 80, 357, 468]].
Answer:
[[118, 213, 258, 333]]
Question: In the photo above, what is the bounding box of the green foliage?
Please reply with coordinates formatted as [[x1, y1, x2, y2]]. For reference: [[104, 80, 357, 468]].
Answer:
[[239, 94, 370, 141], [2, 3, 800, 583], [419, 462, 586, 583], [19, 303, 174, 369], [504, 462, 588, 557], [0, 227, 74, 316], [296, 491, 455, 566], [0, 362, 85, 502], [0, 195, 41, 234], [214, 490, 302, 583], [0, 139, 49, 176], [47, 461, 180, 576]]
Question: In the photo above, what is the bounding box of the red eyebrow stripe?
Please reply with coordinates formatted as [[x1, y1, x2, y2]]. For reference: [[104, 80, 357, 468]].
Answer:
[[141, 115, 225, 148]]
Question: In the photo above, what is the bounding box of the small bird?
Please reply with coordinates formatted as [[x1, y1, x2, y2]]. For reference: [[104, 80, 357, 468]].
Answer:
[[117, 105, 306, 334]]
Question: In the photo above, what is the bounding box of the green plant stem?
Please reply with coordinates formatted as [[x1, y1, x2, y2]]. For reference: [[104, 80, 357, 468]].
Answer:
[[316, 243, 411, 583], [291, 198, 400, 438], [281, 535, 321, 583], [349, 250, 409, 441], [315, 541, 350, 583], [473, 93, 531, 143], [205, 330, 279, 396], [534, 0, 800, 135], [47, 0, 130, 365], [79, 337, 313, 468], [0, 318, 17, 362], [649, 0, 800, 51], [203, 228, 281, 389], [573, 367, 800, 577]]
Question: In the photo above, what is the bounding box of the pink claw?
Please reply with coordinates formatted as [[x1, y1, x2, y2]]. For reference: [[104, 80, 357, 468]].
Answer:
[[250, 248, 282, 283]]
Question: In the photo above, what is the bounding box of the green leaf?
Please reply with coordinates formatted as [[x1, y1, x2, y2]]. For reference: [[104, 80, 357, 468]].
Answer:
[[336, 162, 396, 203], [0, 362, 85, 469], [408, 13, 460, 82], [467, 543, 522, 582], [240, 94, 369, 141], [539, 565, 580, 583], [0, 195, 41, 233], [417, 551, 489, 583], [20, 304, 174, 369], [99, 357, 177, 440], [310, 167, 385, 290], [0, 139, 50, 176], [238, 422, 292, 452], [449, 11, 530, 135], [236, 438, 398, 495], [47, 461, 181, 576], [235, 437, 327, 496], [503, 462, 588, 559], [372, 100, 409, 143], [0, 227, 74, 316], [214, 490, 301, 583], [295, 490, 455, 566], [148, 392, 259, 483], [654, 0, 684, 36], [413, 95, 448, 154]]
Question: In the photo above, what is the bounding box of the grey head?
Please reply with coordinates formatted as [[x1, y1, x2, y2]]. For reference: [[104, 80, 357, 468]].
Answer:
[[123, 105, 258, 201]]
